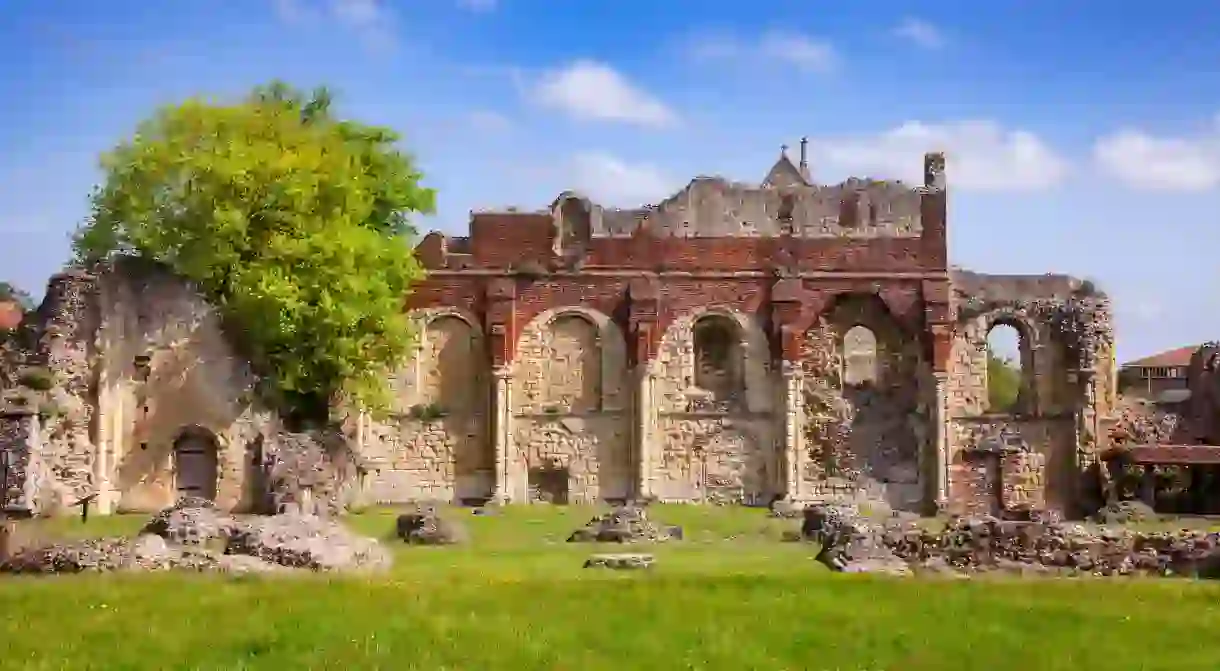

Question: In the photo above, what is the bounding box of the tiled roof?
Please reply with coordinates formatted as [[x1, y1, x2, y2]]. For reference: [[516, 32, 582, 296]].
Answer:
[[1121, 345, 1199, 369]]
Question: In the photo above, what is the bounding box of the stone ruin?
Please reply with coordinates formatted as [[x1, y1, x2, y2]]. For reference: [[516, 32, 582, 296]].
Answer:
[[394, 502, 468, 545], [566, 504, 683, 543], [0, 258, 364, 519], [795, 503, 1220, 579], [0, 148, 1123, 523], [1100, 342, 1220, 515], [0, 496, 390, 575]]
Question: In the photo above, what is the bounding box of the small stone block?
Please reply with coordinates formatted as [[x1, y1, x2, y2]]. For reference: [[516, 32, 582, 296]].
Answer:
[[583, 553, 655, 570]]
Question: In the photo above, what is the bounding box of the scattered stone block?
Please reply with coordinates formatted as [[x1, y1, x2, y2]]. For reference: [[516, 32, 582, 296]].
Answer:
[[566, 505, 677, 543], [1, 501, 392, 575], [395, 504, 468, 545], [583, 553, 654, 570]]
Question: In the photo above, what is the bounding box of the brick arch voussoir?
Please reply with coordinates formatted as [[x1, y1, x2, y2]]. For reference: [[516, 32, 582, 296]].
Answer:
[[510, 305, 626, 366]]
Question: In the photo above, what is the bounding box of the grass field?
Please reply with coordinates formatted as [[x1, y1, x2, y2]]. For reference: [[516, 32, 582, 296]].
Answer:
[[2, 505, 1220, 670]]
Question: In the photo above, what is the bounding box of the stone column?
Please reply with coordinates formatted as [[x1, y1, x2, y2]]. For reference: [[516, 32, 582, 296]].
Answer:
[[95, 374, 117, 515], [634, 367, 655, 499], [781, 363, 804, 501], [933, 372, 950, 508], [491, 367, 512, 503]]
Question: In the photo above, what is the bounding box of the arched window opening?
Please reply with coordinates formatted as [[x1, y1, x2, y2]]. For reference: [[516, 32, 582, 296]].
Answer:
[[842, 325, 878, 386], [692, 315, 744, 402], [986, 323, 1025, 413]]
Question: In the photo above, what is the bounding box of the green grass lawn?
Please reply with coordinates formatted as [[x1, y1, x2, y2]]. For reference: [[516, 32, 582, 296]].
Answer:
[[2, 505, 1220, 670]]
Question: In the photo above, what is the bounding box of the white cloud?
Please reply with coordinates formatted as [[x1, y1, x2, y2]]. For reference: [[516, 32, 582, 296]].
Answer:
[[272, 0, 396, 51], [532, 61, 678, 128], [687, 31, 838, 74], [1093, 117, 1220, 191], [457, 0, 497, 11], [893, 18, 944, 50], [569, 152, 676, 206], [817, 120, 1069, 191], [759, 32, 838, 73]]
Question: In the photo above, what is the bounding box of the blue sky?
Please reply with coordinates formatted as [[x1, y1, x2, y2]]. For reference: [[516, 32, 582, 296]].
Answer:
[[3, 0, 1219, 362]]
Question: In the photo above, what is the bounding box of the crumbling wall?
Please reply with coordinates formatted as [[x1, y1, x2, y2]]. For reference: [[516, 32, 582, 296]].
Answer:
[[800, 294, 923, 510], [0, 269, 103, 515], [94, 259, 272, 514], [592, 176, 924, 238], [0, 260, 283, 516], [948, 418, 1064, 514], [262, 428, 363, 516], [509, 308, 631, 503], [651, 309, 777, 504], [947, 270, 1114, 515], [0, 410, 42, 515], [360, 309, 491, 504]]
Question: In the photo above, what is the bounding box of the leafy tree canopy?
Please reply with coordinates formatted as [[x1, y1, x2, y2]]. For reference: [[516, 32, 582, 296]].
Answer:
[[72, 81, 435, 422], [987, 353, 1021, 412]]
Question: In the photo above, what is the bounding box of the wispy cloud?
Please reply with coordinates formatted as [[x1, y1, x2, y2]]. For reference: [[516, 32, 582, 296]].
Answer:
[[818, 120, 1069, 191], [569, 152, 677, 206], [1093, 114, 1220, 191], [272, 0, 397, 53], [531, 60, 679, 128], [893, 18, 945, 50], [687, 30, 839, 74]]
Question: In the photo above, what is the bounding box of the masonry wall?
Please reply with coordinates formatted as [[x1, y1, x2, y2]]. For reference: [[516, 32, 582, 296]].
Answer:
[[799, 293, 925, 510], [359, 309, 492, 504], [94, 260, 275, 514], [944, 271, 1115, 516]]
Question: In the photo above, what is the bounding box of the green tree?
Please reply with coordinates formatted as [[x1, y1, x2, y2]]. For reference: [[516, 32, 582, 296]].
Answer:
[[72, 82, 435, 424], [987, 353, 1022, 412]]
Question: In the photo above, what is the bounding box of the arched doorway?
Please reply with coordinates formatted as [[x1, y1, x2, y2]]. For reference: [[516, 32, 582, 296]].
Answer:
[[173, 427, 219, 501]]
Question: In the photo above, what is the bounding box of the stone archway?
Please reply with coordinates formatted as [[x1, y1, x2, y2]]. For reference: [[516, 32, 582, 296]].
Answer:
[[173, 426, 219, 501]]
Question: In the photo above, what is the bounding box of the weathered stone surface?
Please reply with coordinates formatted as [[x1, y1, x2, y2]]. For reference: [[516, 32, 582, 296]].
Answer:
[[395, 503, 468, 545], [566, 505, 678, 544], [264, 430, 362, 517], [226, 513, 391, 572], [0, 153, 1123, 519], [1, 502, 390, 575], [1089, 500, 1157, 525], [583, 553, 654, 570], [140, 496, 243, 545], [802, 504, 911, 576], [883, 516, 1220, 578]]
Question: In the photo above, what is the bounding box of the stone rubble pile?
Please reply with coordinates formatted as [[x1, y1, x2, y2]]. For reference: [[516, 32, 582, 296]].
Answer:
[[0, 497, 391, 575], [1089, 500, 1158, 526], [797, 503, 1220, 578], [1108, 397, 1184, 446], [799, 504, 911, 576], [395, 503, 468, 545], [566, 504, 683, 543]]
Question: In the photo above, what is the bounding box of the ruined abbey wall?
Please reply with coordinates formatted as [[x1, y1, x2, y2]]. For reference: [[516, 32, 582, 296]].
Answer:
[[0, 149, 1118, 517], [944, 272, 1116, 516], [0, 260, 279, 516]]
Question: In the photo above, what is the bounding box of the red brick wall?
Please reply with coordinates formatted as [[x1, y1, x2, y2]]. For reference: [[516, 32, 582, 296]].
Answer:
[[405, 186, 950, 367]]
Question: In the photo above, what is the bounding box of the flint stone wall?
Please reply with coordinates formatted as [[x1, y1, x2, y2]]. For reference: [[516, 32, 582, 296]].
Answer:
[[0, 411, 42, 515]]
